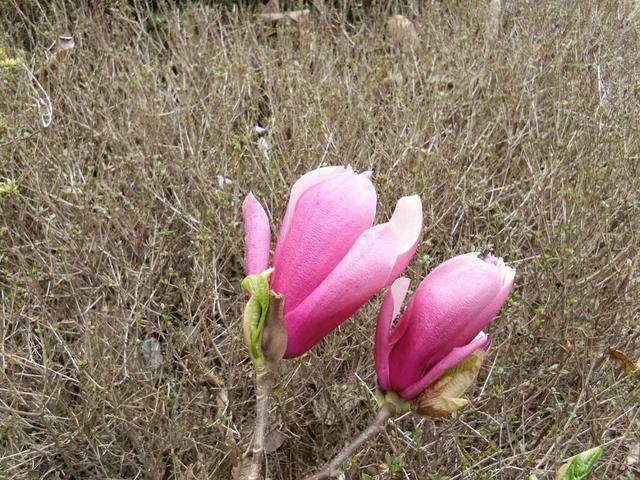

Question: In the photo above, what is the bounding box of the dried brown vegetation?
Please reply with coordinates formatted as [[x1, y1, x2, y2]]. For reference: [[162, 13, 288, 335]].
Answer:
[[1, 1, 639, 479]]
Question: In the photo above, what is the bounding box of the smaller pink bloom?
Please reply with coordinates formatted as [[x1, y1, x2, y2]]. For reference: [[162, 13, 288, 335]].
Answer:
[[375, 253, 515, 399], [243, 165, 423, 358]]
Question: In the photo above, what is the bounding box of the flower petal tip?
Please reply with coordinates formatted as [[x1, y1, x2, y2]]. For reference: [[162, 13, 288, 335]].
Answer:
[[243, 191, 257, 205], [390, 195, 423, 251], [390, 277, 411, 318], [242, 193, 271, 276], [485, 254, 516, 287]]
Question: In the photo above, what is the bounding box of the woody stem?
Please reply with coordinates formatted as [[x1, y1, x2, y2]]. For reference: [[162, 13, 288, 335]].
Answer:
[[301, 403, 398, 480], [239, 367, 274, 480]]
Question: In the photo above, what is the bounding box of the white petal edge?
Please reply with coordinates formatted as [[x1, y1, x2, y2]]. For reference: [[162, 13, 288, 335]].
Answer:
[[390, 277, 411, 319], [389, 195, 422, 253]]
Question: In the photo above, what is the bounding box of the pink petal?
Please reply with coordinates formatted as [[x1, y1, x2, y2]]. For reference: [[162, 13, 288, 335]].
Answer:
[[390, 277, 411, 319], [271, 170, 376, 312], [242, 193, 271, 275], [387, 253, 502, 391], [386, 195, 423, 282], [375, 277, 411, 390], [389, 295, 416, 346], [283, 223, 398, 358], [274, 166, 347, 256], [458, 259, 515, 343], [399, 333, 491, 399]]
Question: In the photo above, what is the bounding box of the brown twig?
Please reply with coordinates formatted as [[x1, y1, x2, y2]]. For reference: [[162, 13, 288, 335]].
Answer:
[[239, 368, 274, 480], [302, 403, 398, 480]]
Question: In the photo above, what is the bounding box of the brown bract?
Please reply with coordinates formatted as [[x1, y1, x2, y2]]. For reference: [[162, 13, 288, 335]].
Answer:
[[412, 351, 486, 418], [262, 293, 287, 367]]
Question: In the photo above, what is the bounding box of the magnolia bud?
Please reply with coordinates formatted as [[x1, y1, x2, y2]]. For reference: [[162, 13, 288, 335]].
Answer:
[[411, 350, 486, 417]]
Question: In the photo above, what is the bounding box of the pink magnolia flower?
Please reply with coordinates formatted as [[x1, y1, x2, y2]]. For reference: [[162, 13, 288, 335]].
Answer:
[[375, 253, 515, 400], [243, 165, 423, 358]]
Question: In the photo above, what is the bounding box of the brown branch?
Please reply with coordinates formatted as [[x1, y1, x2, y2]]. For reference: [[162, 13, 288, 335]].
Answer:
[[302, 403, 398, 480], [239, 368, 274, 480]]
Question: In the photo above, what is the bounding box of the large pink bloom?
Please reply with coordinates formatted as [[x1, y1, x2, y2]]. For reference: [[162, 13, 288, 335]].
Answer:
[[243, 166, 423, 358], [375, 253, 515, 399]]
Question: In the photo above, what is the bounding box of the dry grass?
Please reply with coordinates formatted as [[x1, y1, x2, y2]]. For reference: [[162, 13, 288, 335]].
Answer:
[[1, 1, 639, 479]]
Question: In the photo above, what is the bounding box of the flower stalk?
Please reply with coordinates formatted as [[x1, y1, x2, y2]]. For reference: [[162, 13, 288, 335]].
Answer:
[[239, 366, 274, 480], [301, 402, 399, 480]]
